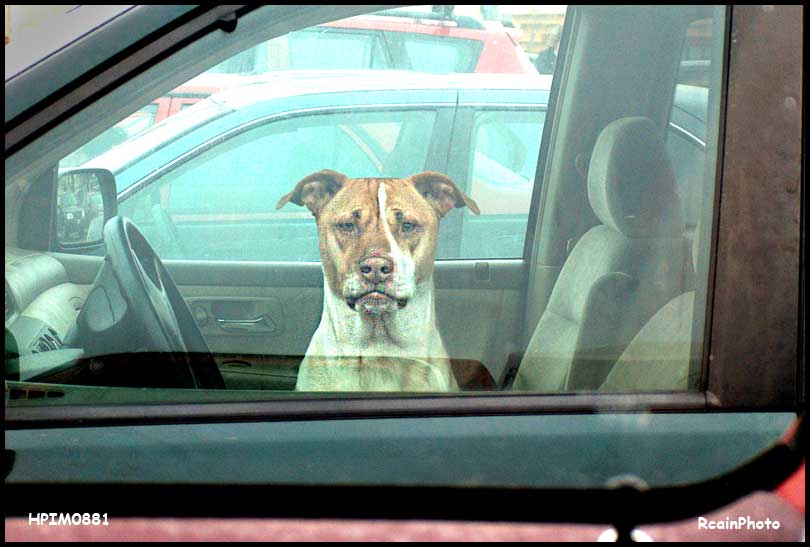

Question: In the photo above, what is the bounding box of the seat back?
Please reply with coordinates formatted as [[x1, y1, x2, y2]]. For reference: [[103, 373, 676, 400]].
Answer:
[[599, 218, 704, 392], [514, 117, 690, 392]]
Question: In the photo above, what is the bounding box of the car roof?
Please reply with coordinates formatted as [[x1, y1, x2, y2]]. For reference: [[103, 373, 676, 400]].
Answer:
[[207, 71, 553, 111], [82, 70, 552, 176]]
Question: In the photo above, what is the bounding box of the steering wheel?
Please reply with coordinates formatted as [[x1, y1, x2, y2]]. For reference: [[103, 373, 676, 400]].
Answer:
[[77, 216, 224, 389]]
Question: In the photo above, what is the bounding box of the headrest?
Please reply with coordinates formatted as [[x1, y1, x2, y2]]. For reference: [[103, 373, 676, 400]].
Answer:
[[588, 117, 684, 238]]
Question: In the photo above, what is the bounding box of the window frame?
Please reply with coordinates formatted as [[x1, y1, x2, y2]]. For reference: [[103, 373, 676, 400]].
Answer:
[[4, 4, 805, 533], [4, 5, 803, 418]]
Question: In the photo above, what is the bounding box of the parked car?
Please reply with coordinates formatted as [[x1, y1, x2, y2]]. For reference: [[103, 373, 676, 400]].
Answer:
[[78, 71, 550, 261], [76, 71, 706, 263], [5, 4, 804, 542], [60, 9, 537, 169]]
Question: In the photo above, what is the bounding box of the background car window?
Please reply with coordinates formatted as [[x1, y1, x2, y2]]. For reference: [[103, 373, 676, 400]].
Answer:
[[386, 33, 483, 73], [667, 84, 707, 237], [118, 110, 437, 261], [286, 29, 389, 70], [666, 17, 712, 242], [208, 45, 266, 74], [461, 109, 545, 258]]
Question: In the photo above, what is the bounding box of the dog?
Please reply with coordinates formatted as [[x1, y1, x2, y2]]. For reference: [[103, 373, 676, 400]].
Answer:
[[276, 170, 479, 391]]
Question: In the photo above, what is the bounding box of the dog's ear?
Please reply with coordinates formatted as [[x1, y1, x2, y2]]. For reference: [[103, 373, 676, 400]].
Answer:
[[276, 170, 348, 216], [410, 171, 480, 218]]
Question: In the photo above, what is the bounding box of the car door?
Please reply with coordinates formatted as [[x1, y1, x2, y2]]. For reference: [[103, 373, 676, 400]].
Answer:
[[5, 5, 804, 539]]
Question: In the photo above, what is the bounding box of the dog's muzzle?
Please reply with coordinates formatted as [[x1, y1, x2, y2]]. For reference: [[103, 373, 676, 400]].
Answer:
[[346, 290, 408, 314]]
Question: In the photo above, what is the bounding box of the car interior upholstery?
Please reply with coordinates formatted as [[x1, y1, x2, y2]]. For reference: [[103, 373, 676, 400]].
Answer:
[[598, 221, 702, 392], [5, 249, 86, 344], [514, 116, 691, 392]]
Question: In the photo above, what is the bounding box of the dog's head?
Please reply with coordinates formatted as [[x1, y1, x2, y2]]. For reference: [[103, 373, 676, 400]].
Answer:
[[277, 170, 479, 316]]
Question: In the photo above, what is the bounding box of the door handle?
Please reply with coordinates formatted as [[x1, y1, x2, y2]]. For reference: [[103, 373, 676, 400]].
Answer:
[[216, 314, 276, 333]]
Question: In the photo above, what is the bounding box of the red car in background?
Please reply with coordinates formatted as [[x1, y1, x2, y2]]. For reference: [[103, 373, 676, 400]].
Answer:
[[163, 10, 536, 121], [61, 9, 537, 167]]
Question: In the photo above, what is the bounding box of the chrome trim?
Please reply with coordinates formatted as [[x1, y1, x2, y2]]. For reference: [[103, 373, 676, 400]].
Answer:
[[456, 103, 547, 109], [667, 121, 706, 148], [118, 103, 455, 201], [216, 314, 276, 333]]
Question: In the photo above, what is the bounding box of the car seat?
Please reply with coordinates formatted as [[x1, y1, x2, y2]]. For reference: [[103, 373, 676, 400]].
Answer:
[[513, 117, 691, 391], [598, 217, 705, 391]]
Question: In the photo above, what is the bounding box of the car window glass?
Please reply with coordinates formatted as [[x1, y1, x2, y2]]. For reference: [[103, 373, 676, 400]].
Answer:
[[511, 6, 724, 395], [208, 46, 262, 75], [8, 4, 806, 510], [461, 109, 545, 258], [60, 103, 160, 169], [285, 29, 388, 71], [666, 18, 713, 238], [392, 34, 483, 73], [24, 5, 728, 403]]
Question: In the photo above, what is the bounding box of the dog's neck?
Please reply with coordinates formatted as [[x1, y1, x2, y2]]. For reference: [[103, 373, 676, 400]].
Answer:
[[311, 273, 446, 361]]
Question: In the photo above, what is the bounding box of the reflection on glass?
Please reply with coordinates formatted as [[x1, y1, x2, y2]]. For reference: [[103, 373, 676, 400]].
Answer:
[[56, 172, 105, 244]]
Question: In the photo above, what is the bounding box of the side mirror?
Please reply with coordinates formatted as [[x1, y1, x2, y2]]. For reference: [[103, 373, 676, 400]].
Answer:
[[55, 168, 118, 248]]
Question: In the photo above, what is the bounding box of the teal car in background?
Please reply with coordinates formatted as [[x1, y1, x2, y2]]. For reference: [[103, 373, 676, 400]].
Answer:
[[77, 71, 706, 262], [81, 71, 552, 261]]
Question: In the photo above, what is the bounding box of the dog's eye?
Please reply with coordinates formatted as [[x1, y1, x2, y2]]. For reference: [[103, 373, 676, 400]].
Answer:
[[401, 221, 418, 234], [336, 221, 355, 232]]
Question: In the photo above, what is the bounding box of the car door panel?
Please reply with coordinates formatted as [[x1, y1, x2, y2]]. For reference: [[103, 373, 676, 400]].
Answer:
[[38, 256, 527, 385], [170, 260, 524, 383]]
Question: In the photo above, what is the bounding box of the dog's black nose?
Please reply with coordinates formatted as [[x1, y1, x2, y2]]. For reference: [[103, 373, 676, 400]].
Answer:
[[359, 256, 394, 284]]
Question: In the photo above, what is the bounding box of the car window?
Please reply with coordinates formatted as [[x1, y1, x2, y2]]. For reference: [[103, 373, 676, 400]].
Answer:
[[208, 45, 265, 75], [12, 5, 730, 399], [666, 17, 713, 237], [387, 32, 483, 73], [7, 4, 806, 513], [118, 110, 437, 261], [461, 109, 546, 258], [667, 84, 707, 235], [61, 103, 160, 169], [286, 29, 390, 71]]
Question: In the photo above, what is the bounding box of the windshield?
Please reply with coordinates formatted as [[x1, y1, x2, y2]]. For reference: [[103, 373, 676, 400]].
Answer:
[[4, 3, 802, 506]]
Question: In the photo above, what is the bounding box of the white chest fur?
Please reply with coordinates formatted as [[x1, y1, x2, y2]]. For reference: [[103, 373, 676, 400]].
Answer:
[[295, 276, 456, 391]]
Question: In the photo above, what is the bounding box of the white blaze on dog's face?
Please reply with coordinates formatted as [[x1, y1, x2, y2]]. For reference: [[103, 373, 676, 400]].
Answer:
[[276, 170, 479, 316]]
